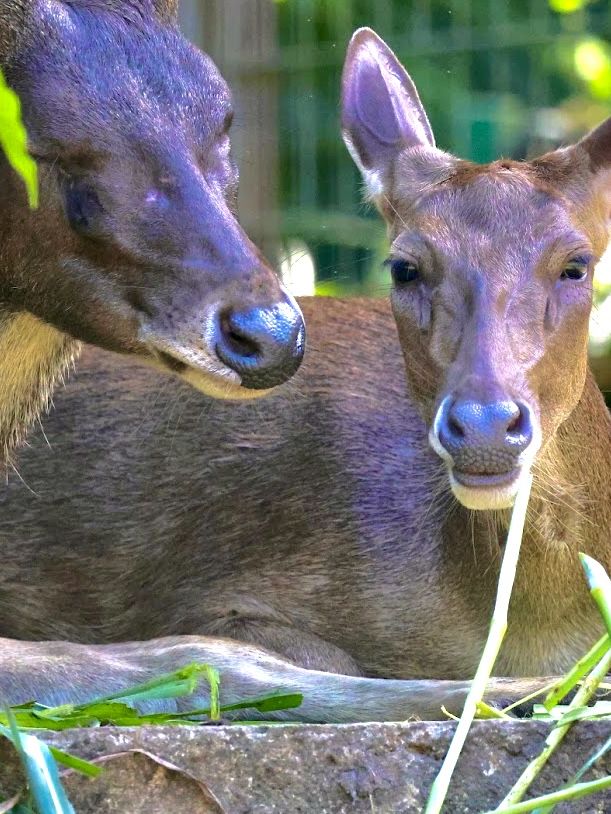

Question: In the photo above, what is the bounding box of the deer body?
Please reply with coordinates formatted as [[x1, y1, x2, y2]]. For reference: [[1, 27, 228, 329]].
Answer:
[[0, 25, 610, 721], [2, 298, 610, 699]]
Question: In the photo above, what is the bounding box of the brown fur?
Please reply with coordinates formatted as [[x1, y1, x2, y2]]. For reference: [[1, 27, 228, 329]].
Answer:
[[0, 26, 609, 722], [0, 295, 608, 719], [0, 0, 303, 463]]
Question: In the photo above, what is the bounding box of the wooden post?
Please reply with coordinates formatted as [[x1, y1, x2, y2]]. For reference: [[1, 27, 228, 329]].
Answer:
[[179, 0, 281, 264]]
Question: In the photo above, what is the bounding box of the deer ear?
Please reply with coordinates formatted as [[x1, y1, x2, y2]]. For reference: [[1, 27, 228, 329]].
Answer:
[[341, 28, 435, 195], [0, 3, 27, 65], [577, 116, 611, 227], [578, 116, 611, 173], [152, 0, 179, 22]]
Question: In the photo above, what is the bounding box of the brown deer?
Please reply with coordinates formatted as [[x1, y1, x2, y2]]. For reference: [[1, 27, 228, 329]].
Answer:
[[0, 0, 305, 464], [0, 28, 610, 721]]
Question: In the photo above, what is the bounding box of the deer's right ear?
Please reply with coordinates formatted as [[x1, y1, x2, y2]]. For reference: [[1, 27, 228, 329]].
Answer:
[[0, 3, 27, 65], [576, 116, 611, 227], [152, 0, 180, 22], [341, 28, 435, 196], [578, 116, 611, 174]]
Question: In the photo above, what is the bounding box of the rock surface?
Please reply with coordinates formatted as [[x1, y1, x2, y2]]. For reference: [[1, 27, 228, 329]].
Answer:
[[0, 721, 610, 813]]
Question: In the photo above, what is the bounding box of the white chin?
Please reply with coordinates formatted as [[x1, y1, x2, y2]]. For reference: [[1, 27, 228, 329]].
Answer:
[[180, 368, 272, 401], [143, 351, 273, 401], [449, 472, 522, 511]]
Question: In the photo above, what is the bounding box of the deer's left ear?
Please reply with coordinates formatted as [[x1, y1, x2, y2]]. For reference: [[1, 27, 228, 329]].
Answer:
[[341, 28, 435, 196]]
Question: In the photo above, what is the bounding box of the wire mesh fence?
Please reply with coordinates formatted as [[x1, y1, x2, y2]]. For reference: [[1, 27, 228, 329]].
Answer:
[[180, 0, 610, 297]]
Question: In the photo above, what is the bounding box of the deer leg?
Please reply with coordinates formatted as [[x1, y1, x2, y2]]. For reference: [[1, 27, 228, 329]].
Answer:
[[200, 617, 363, 676], [0, 637, 553, 722]]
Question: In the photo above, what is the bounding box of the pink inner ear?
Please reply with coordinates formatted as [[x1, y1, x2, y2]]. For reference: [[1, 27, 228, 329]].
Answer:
[[355, 54, 406, 147], [351, 40, 434, 151], [383, 59, 434, 148]]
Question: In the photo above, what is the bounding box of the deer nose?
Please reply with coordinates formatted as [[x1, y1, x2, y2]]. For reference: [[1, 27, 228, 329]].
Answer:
[[214, 297, 305, 389], [436, 398, 534, 474]]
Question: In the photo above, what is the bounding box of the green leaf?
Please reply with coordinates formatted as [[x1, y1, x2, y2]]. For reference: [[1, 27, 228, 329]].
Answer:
[[0, 69, 38, 207], [475, 701, 512, 720], [220, 691, 303, 714], [158, 690, 304, 721], [0, 717, 75, 814], [207, 666, 221, 721], [48, 747, 102, 779], [34, 702, 137, 723], [551, 700, 611, 726], [86, 662, 214, 705]]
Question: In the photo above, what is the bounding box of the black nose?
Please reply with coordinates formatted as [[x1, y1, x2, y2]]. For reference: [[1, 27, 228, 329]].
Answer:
[[215, 298, 305, 389], [437, 398, 533, 474]]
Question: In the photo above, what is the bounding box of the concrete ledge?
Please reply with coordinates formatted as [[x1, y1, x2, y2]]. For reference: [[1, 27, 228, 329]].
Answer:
[[1, 721, 610, 812]]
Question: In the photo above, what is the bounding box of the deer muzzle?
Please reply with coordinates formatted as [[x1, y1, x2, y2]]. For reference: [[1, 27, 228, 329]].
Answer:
[[430, 394, 540, 510]]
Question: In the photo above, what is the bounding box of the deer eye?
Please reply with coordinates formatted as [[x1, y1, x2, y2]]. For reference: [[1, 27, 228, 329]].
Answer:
[[64, 179, 103, 235], [560, 258, 589, 282], [387, 258, 419, 285]]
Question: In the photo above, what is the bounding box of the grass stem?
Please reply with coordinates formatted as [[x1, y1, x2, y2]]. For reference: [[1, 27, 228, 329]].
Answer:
[[543, 633, 609, 711], [495, 646, 611, 808], [491, 774, 611, 814], [423, 473, 533, 814]]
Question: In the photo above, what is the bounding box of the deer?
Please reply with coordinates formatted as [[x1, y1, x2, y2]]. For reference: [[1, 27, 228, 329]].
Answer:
[[0, 0, 305, 466], [0, 27, 610, 723]]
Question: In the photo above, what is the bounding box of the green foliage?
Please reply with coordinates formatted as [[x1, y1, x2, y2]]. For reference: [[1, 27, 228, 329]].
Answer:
[[0, 69, 38, 208], [493, 554, 611, 813], [276, 0, 611, 294], [1, 663, 302, 812], [0, 663, 303, 732], [424, 476, 611, 814], [1, 710, 76, 814]]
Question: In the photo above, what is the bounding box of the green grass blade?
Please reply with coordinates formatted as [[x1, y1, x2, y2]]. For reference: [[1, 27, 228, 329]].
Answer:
[[205, 666, 221, 721], [125, 691, 304, 724], [0, 70, 38, 207], [496, 634, 611, 807], [490, 774, 611, 814], [543, 633, 610, 711], [424, 473, 533, 814], [531, 733, 611, 814], [580, 554, 611, 637], [475, 701, 512, 720], [569, 733, 611, 784], [0, 718, 75, 814], [549, 700, 611, 726], [220, 691, 303, 715], [500, 679, 559, 716], [34, 702, 136, 723], [48, 747, 102, 779]]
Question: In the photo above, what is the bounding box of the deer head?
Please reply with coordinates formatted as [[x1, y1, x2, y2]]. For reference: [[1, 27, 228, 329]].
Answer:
[[342, 28, 611, 511], [0, 0, 304, 409]]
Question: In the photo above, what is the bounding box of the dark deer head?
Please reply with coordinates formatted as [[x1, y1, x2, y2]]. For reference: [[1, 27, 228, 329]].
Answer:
[[0, 0, 304, 413], [342, 28, 611, 511]]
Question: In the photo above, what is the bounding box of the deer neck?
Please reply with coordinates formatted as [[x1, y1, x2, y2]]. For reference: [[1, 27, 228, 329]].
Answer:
[[441, 372, 611, 673], [0, 310, 79, 465], [475, 373, 611, 658], [526, 371, 611, 568], [462, 372, 611, 567]]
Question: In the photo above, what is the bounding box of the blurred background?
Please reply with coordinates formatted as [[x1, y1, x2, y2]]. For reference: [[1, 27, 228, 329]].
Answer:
[[178, 0, 611, 394]]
